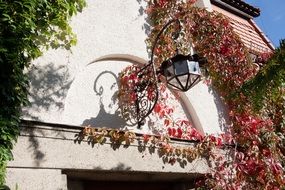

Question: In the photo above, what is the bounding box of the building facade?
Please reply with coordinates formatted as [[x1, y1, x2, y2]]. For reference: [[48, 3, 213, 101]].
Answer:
[[6, 0, 273, 189]]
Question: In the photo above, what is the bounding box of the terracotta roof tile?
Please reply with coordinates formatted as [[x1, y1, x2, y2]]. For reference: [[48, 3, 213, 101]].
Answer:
[[212, 4, 274, 54]]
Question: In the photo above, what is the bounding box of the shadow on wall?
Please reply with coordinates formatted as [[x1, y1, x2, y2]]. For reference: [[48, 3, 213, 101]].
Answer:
[[22, 62, 72, 120], [207, 86, 231, 132], [111, 163, 132, 171], [81, 71, 132, 129], [82, 99, 127, 129], [21, 125, 46, 167], [20, 123, 69, 167], [74, 131, 202, 170], [80, 1, 151, 129], [21, 63, 72, 166], [92, 163, 132, 171], [136, 0, 151, 37], [135, 0, 152, 59]]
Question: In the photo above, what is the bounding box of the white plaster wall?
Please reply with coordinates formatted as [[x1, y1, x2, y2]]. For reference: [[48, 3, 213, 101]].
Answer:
[[22, 0, 149, 123], [6, 124, 210, 189], [6, 169, 67, 190], [8, 124, 209, 174], [195, 0, 212, 11], [183, 82, 228, 135], [63, 60, 130, 129], [22, 0, 228, 135]]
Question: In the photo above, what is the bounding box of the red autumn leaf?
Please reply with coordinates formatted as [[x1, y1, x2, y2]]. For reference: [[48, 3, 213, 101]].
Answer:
[[130, 92, 137, 102], [168, 157, 176, 165], [166, 108, 173, 114], [215, 137, 222, 146], [159, 110, 166, 118], [181, 120, 190, 126], [147, 88, 155, 100], [187, 0, 197, 4], [154, 47, 161, 54], [235, 151, 245, 161], [220, 45, 230, 56], [262, 148, 271, 157], [168, 127, 176, 137], [171, 128, 176, 136], [211, 135, 216, 142], [143, 134, 150, 143], [121, 76, 129, 84], [177, 127, 183, 138], [154, 104, 161, 113], [158, 0, 167, 7], [164, 119, 170, 127], [167, 128, 172, 136], [145, 6, 154, 14], [271, 162, 282, 175]]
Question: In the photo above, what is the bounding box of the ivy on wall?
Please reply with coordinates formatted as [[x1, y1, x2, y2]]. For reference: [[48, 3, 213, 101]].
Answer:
[[242, 41, 285, 128], [0, 0, 86, 185], [1, 0, 284, 189], [118, 0, 285, 189]]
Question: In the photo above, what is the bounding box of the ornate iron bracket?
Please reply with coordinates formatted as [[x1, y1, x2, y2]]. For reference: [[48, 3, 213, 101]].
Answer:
[[135, 19, 181, 127]]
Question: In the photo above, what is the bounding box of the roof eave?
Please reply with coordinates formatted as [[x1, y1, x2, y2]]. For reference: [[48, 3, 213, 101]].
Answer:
[[211, 0, 260, 19]]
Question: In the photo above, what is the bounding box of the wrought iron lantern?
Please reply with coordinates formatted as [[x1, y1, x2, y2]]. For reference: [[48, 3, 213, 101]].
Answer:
[[161, 53, 206, 92], [131, 19, 207, 126]]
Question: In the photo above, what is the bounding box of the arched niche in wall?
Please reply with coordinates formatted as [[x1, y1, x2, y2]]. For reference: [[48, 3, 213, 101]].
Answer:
[[63, 54, 228, 136]]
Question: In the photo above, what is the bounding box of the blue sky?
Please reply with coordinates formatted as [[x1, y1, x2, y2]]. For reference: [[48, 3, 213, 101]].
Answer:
[[246, 0, 285, 48]]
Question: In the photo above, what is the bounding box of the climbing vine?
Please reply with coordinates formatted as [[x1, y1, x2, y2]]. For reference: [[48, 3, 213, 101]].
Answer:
[[78, 126, 224, 166], [118, 0, 285, 189], [1, 0, 283, 189], [118, 65, 203, 140], [0, 0, 86, 185]]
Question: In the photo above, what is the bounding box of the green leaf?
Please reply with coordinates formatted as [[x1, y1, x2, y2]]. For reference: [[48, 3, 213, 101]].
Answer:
[[0, 0, 87, 185]]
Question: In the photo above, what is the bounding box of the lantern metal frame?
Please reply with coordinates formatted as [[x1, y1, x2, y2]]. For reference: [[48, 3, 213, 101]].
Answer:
[[134, 19, 206, 127], [160, 53, 206, 92]]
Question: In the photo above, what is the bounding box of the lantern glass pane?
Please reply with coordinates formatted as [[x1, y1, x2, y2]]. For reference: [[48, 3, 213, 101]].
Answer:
[[166, 64, 175, 77], [174, 60, 188, 75], [168, 77, 182, 90], [187, 61, 200, 75], [177, 74, 189, 87], [189, 74, 201, 88]]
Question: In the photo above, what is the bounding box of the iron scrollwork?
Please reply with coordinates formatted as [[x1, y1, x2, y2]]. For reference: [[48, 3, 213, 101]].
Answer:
[[134, 19, 181, 127]]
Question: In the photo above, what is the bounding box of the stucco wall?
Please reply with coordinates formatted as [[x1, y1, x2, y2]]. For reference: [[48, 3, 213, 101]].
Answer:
[[6, 169, 67, 190], [6, 122, 209, 189], [22, 0, 227, 137], [7, 0, 230, 189]]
